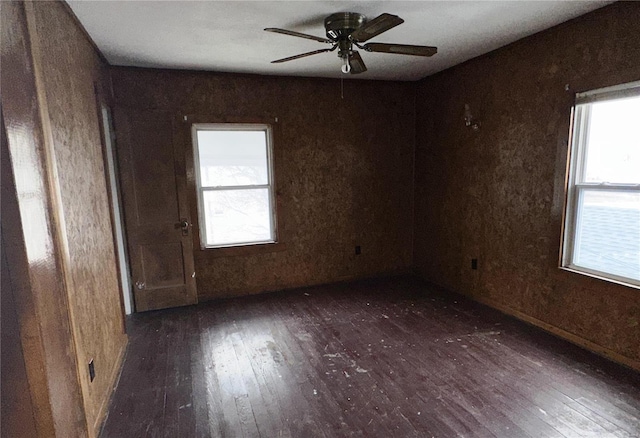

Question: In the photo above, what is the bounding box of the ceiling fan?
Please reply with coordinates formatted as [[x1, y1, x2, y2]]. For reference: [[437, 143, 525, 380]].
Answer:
[[265, 12, 437, 74]]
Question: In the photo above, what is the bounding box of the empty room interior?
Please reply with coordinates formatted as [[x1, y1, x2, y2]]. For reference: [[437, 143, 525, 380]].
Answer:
[[2, 1, 640, 437]]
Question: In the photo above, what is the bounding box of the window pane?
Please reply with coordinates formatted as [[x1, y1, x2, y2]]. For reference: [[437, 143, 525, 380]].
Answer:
[[202, 189, 272, 246], [584, 95, 640, 184], [197, 130, 268, 187], [573, 190, 640, 281]]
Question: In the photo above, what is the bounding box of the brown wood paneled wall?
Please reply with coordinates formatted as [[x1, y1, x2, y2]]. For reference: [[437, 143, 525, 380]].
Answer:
[[1, 2, 87, 435], [1, 1, 127, 436], [29, 3, 128, 432], [413, 2, 640, 370], [110, 69, 416, 300]]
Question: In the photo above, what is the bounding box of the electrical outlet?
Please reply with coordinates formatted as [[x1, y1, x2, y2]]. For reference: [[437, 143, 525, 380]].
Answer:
[[88, 359, 95, 382], [355, 245, 361, 255], [471, 258, 478, 270]]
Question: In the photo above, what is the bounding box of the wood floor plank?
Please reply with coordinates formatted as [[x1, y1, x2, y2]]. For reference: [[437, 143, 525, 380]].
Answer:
[[262, 298, 362, 437], [203, 306, 260, 438], [242, 296, 332, 437], [312, 293, 465, 437], [291, 297, 419, 437], [159, 313, 197, 437], [190, 310, 213, 438], [100, 276, 640, 438], [326, 291, 499, 437]]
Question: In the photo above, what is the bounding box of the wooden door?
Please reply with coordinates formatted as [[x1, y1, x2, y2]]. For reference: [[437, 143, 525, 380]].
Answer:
[[113, 108, 197, 312]]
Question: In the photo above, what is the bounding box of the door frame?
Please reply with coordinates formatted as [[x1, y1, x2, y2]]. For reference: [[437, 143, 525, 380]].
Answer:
[[94, 85, 133, 316]]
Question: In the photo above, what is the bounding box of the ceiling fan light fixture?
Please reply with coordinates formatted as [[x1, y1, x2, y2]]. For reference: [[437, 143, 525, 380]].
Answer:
[[341, 57, 351, 74]]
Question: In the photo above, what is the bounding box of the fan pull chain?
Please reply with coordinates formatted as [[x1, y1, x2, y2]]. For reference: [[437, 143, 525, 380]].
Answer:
[[341, 75, 344, 99]]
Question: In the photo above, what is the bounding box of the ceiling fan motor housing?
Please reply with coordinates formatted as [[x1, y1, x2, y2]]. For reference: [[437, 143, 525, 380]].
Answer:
[[324, 12, 366, 42]]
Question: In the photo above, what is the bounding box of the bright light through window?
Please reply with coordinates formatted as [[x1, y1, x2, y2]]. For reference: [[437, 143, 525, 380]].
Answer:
[[193, 124, 276, 248], [563, 83, 640, 286], [584, 98, 640, 184]]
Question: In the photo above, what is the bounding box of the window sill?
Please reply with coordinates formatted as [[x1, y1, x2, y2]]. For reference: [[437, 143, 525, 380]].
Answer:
[[196, 241, 287, 259], [559, 266, 640, 290]]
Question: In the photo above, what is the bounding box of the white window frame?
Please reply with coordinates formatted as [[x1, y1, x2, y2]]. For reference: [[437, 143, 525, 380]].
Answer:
[[192, 123, 277, 249], [562, 81, 640, 287]]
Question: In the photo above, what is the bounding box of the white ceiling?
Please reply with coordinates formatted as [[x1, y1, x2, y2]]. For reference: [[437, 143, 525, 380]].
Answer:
[[67, 1, 610, 81]]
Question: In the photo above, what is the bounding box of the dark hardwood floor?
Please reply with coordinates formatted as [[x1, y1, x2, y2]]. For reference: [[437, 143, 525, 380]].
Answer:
[[100, 276, 640, 438]]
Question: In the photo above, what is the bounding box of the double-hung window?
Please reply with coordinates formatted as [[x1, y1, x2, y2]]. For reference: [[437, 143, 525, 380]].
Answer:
[[562, 81, 640, 287], [192, 124, 276, 249]]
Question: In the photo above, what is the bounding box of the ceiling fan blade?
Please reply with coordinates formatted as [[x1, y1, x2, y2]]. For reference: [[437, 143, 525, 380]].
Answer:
[[349, 13, 404, 43], [349, 51, 367, 74], [364, 43, 437, 57], [264, 28, 331, 44], [271, 48, 333, 64]]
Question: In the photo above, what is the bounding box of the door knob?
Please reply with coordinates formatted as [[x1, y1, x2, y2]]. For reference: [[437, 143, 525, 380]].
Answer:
[[175, 218, 190, 235]]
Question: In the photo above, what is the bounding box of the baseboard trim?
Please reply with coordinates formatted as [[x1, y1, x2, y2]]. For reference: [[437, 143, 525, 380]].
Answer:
[[198, 268, 413, 302], [92, 337, 128, 437], [415, 276, 640, 372], [472, 295, 640, 372]]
